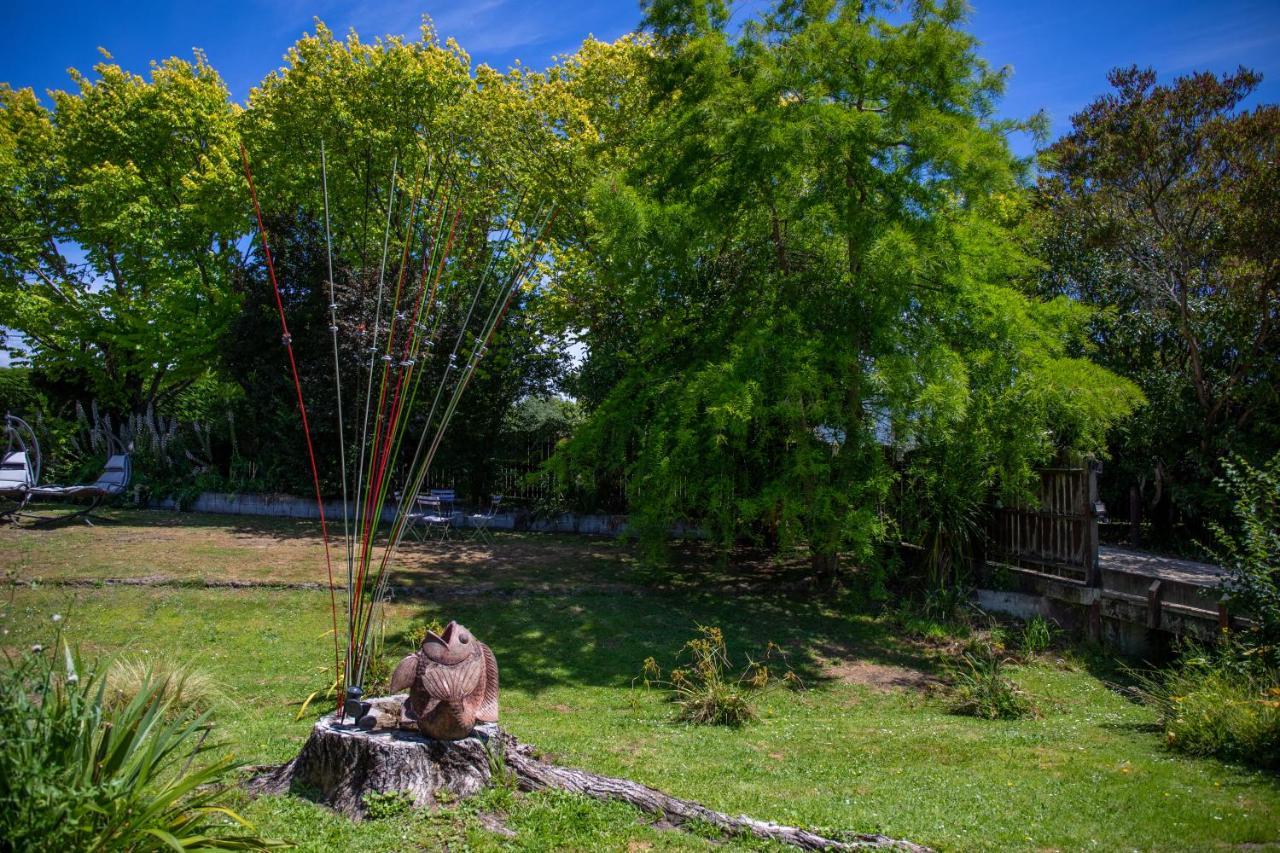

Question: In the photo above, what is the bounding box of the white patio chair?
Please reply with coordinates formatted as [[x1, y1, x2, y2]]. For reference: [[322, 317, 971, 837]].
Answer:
[[467, 495, 502, 544]]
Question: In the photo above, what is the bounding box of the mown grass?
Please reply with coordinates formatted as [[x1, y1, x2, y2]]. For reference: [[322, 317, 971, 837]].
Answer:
[[4, 510, 1279, 850]]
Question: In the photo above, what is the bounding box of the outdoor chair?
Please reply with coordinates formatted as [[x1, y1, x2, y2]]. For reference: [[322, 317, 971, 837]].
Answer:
[[0, 450, 36, 520], [408, 488, 455, 542], [467, 495, 502, 545], [1, 414, 41, 522], [26, 453, 132, 526]]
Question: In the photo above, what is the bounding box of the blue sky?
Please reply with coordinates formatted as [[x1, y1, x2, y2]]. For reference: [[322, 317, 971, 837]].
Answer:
[[1, 0, 1278, 365], [2, 0, 1277, 150]]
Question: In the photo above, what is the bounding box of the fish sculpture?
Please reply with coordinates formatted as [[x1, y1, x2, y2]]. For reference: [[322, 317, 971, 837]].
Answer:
[[389, 620, 499, 740]]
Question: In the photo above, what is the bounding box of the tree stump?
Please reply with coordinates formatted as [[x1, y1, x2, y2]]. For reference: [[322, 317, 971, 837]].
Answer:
[[246, 696, 498, 818], [248, 695, 929, 850]]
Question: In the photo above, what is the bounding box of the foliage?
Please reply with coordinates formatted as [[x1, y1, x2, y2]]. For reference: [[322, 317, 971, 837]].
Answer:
[[639, 625, 801, 727], [223, 21, 613, 499], [1018, 615, 1057, 657], [549, 0, 1141, 574], [0, 54, 244, 413], [948, 645, 1036, 720], [0, 636, 285, 851], [1036, 67, 1280, 539], [406, 617, 446, 651], [1206, 450, 1280, 663], [1129, 645, 1280, 770], [362, 789, 415, 820]]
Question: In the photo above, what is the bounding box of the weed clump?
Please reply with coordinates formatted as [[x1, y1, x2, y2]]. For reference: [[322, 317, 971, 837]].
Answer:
[[948, 646, 1036, 720], [1017, 615, 1057, 657], [638, 625, 802, 727], [1130, 647, 1280, 770], [363, 789, 415, 819]]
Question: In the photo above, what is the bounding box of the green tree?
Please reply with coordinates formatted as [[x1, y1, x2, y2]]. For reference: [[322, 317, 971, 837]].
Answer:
[[231, 21, 637, 497], [0, 53, 244, 413], [550, 0, 1142, 578], [1036, 67, 1280, 539]]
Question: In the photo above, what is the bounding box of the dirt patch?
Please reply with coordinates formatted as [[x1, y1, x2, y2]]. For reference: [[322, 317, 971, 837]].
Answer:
[[822, 659, 940, 693]]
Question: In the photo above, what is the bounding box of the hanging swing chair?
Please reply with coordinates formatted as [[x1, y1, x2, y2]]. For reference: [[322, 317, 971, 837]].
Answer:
[[24, 433, 132, 526], [0, 414, 40, 522]]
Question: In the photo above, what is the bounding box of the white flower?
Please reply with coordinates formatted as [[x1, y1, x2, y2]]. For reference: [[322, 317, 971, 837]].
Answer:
[[31, 644, 43, 653], [51, 613, 62, 623]]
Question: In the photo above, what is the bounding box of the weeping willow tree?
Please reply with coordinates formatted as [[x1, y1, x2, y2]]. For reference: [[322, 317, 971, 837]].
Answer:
[[546, 0, 1143, 580]]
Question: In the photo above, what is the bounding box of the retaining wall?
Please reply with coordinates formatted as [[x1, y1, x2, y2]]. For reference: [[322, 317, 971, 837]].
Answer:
[[143, 491, 686, 538]]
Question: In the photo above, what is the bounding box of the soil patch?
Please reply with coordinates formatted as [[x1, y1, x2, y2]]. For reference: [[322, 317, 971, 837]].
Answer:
[[822, 658, 940, 692]]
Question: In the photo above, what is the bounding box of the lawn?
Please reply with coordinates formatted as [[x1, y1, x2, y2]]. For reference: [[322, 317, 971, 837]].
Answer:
[[3, 510, 1278, 851]]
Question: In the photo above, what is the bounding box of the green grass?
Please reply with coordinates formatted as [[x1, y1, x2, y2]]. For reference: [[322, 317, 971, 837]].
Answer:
[[4, 510, 1279, 850]]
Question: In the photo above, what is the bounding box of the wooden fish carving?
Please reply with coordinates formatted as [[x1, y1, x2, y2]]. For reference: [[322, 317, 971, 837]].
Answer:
[[390, 620, 498, 740]]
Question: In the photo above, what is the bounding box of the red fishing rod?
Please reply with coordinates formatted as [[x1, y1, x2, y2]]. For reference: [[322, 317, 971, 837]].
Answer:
[[239, 143, 343, 708]]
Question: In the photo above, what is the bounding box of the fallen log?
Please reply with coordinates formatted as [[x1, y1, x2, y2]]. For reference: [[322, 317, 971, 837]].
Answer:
[[248, 697, 928, 851]]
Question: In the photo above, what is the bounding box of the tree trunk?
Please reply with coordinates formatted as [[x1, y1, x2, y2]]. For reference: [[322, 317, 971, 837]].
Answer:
[[246, 700, 496, 817], [248, 698, 928, 850], [810, 550, 841, 587]]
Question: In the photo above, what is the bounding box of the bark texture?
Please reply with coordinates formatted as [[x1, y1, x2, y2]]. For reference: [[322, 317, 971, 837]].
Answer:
[[246, 702, 496, 818], [249, 699, 928, 850]]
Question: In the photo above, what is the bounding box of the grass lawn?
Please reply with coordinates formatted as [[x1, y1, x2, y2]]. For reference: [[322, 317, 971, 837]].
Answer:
[[3, 509, 1278, 851]]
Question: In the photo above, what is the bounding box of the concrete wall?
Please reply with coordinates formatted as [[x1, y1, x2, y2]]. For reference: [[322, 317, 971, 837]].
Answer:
[[144, 491, 708, 539]]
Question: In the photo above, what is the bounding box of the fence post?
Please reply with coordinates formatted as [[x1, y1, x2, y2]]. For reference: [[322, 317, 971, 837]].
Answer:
[[1086, 460, 1103, 588]]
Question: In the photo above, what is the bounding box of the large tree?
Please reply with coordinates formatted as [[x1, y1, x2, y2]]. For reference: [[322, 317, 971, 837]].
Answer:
[[1037, 67, 1280, 536], [0, 53, 244, 413], [229, 22, 643, 496], [549, 0, 1142, 577]]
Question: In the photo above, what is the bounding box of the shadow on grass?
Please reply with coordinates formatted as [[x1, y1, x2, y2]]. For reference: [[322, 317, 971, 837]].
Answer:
[[386, 550, 944, 698], [10, 508, 945, 697]]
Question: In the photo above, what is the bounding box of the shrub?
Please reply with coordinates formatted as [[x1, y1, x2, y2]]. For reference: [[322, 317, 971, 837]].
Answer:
[[0, 639, 286, 850], [1130, 647, 1280, 770], [1206, 451, 1280, 664], [638, 626, 802, 727], [948, 646, 1036, 720]]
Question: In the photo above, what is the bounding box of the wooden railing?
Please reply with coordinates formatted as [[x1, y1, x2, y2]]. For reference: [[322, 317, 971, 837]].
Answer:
[[987, 461, 1103, 586]]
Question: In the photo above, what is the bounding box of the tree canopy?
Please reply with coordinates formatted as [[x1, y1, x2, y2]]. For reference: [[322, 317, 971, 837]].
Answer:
[[0, 53, 243, 411], [1037, 66, 1280, 534], [546, 0, 1142, 574]]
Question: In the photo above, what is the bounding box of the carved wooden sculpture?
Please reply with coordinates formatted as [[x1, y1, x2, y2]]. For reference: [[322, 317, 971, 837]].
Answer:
[[389, 621, 498, 740]]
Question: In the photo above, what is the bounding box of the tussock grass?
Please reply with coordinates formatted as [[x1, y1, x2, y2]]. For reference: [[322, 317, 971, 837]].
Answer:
[[104, 656, 221, 716]]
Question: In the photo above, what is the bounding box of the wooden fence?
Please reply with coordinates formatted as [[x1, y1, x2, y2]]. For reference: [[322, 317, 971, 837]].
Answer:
[[987, 461, 1103, 586]]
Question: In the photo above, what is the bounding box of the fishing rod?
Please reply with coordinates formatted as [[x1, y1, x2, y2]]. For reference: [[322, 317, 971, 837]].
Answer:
[[344, 162, 473, 690], [320, 141, 352, 630], [239, 143, 342, 696], [346, 193, 552, 688], [349, 204, 557, 685]]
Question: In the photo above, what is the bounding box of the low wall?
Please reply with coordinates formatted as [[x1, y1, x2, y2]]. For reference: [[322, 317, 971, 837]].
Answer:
[[974, 561, 1232, 659], [143, 491, 667, 538]]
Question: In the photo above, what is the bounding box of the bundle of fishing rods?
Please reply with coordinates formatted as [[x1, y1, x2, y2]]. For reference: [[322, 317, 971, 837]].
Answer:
[[240, 140, 555, 715]]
